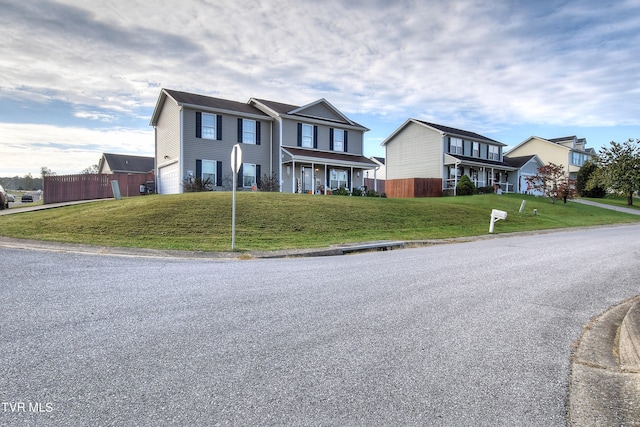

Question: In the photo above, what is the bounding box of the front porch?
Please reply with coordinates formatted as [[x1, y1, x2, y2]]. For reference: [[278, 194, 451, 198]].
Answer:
[[443, 154, 517, 194], [281, 147, 377, 194]]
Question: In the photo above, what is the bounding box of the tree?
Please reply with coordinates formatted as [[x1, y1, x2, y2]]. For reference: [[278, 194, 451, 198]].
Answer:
[[80, 164, 99, 174], [575, 161, 605, 198], [525, 163, 575, 204], [597, 138, 640, 206], [456, 174, 476, 195]]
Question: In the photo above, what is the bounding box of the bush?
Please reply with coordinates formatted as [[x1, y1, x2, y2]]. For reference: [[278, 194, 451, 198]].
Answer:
[[477, 186, 494, 194], [456, 175, 476, 195], [366, 189, 380, 197], [331, 187, 351, 196], [258, 173, 280, 192], [183, 177, 213, 192]]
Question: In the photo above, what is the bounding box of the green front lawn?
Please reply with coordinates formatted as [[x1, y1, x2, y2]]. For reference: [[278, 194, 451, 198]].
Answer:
[[1, 192, 638, 252]]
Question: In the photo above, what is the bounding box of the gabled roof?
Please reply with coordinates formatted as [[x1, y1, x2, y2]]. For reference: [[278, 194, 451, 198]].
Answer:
[[503, 154, 543, 169], [251, 98, 369, 130], [506, 135, 590, 155], [99, 153, 154, 174], [150, 89, 270, 125], [382, 119, 504, 146]]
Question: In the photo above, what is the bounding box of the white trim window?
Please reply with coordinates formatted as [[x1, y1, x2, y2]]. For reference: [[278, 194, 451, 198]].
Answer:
[[301, 124, 313, 148], [243, 119, 256, 144], [202, 160, 217, 188], [243, 163, 257, 188], [202, 113, 217, 140], [472, 142, 480, 157], [488, 145, 500, 160], [330, 169, 348, 189], [450, 138, 463, 155], [333, 129, 344, 152]]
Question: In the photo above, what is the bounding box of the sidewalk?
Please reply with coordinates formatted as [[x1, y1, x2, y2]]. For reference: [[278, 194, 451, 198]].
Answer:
[[572, 198, 640, 215], [0, 199, 112, 215]]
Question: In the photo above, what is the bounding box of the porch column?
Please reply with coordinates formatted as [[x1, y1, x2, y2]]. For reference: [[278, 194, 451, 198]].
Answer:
[[324, 164, 328, 195], [292, 160, 296, 193], [350, 166, 354, 193], [311, 162, 315, 195]]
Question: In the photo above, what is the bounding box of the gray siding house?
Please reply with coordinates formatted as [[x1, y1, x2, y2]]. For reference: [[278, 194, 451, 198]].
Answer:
[[382, 119, 519, 194], [150, 89, 374, 194]]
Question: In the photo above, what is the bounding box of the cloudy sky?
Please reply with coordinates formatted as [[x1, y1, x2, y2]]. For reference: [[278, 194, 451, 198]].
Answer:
[[1, 0, 639, 177]]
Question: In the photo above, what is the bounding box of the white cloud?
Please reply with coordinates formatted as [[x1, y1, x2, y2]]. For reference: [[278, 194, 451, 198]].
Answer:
[[0, 123, 153, 176], [0, 0, 639, 176]]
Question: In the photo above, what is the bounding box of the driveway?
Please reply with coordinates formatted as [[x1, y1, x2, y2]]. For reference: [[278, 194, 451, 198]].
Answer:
[[1, 224, 639, 425]]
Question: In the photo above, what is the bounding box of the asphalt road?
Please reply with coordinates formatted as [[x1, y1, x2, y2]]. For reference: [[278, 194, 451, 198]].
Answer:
[[1, 224, 639, 426]]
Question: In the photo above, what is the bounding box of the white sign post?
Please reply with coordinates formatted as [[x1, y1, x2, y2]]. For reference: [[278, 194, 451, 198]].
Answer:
[[230, 144, 243, 250]]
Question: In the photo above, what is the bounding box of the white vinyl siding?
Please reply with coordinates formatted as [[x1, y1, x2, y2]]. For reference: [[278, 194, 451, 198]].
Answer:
[[385, 122, 442, 179]]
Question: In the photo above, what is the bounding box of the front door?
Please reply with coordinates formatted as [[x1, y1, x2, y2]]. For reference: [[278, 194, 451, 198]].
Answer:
[[302, 166, 313, 194]]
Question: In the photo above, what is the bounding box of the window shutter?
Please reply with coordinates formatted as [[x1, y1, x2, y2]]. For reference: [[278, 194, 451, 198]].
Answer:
[[256, 165, 261, 187], [486, 145, 489, 158], [237, 164, 243, 188], [256, 121, 261, 145], [196, 159, 202, 178], [447, 137, 451, 152], [462, 140, 465, 156], [196, 112, 202, 138], [216, 162, 222, 186], [347, 171, 351, 189], [329, 128, 334, 150], [237, 118, 243, 143], [344, 131, 348, 152], [216, 115, 222, 140], [297, 123, 302, 147], [313, 126, 318, 149]]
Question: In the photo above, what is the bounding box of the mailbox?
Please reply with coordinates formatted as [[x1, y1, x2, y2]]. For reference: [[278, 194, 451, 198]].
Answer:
[[491, 209, 507, 220], [489, 209, 507, 233]]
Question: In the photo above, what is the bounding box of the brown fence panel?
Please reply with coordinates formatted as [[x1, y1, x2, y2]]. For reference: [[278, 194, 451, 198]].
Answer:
[[386, 178, 442, 198], [364, 178, 385, 195], [44, 173, 154, 204]]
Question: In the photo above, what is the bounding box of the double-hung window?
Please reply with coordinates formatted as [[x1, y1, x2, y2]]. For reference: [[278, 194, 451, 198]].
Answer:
[[488, 145, 500, 160], [243, 163, 257, 188], [242, 119, 256, 144], [202, 113, 216, 140], [330, 169, 348, 189], [201, 160, 217, 187], [301, 124, 313, 148], [450, 138, 463, 155], [332, 129, 344, 152], [472, 142, 480, 157]]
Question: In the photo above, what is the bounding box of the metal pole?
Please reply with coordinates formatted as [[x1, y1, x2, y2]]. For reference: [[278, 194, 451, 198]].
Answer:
[[232, 172, 237, 250]]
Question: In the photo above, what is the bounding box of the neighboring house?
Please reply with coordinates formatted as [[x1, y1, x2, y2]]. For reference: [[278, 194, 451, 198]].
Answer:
[[502, 154, 545, 195], [363, 156, 386, 193], [149, 89, 375, 195], [98, 153, 154, 174], [382, 119, 518, 196], [505, 136, 594, 180]]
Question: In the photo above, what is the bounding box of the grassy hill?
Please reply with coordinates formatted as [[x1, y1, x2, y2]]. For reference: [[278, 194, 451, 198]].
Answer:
[[1, 192, 638, 252]]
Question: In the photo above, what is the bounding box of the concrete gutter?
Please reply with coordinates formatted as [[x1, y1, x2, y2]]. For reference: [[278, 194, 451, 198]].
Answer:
[[569, 296, 640, 426]]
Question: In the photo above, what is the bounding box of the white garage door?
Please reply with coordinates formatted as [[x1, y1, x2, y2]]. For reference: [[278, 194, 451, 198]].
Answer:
[[158, 163, 180, 194]]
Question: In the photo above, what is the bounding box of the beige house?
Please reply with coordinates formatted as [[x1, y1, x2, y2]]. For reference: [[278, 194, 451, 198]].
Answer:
[[505, 136, 595, 179], [382, 119, 518, 196]]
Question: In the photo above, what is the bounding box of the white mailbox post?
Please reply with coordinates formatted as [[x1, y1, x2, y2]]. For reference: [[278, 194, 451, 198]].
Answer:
[[489, 209, 507, 233]]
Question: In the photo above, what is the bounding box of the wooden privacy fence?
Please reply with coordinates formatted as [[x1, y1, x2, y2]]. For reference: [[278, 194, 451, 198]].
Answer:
[[363, 178, 385, 195], [385, 178, 443, 198], [44, 173, 155, 204]]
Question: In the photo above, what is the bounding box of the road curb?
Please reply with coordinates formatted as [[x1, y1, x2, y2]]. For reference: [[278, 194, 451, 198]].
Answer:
[[568, 296, 640, 426]]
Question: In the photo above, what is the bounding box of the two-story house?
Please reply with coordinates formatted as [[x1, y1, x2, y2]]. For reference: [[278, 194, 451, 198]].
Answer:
[[505, 136, 594, 180], [382, 119, 520, 197], [150, 89, 374, 195]]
